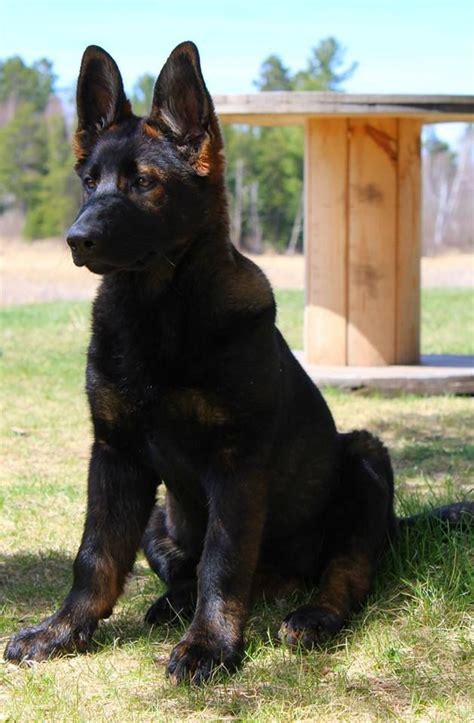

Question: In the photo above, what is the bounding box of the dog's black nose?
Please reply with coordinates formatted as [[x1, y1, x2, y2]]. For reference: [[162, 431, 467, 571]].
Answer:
[[66, 232, 95, 254], [66, 222, 97, 266]]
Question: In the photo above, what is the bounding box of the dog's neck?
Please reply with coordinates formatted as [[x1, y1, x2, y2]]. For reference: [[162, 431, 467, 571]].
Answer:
[[101, 211, 232, 302]]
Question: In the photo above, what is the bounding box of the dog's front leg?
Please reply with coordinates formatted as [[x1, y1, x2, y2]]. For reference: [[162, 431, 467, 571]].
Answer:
[[167, 474, 266, 684], [4, 441, 157, 663]]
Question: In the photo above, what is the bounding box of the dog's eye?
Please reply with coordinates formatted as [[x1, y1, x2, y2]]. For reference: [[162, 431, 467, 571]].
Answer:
[[135, 176, 153, 189], [83, 177, 96, 191]]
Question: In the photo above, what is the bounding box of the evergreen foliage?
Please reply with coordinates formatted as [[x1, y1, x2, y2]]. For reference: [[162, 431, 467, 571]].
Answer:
[[0, 56, 79, 238], [0, 39, 356, 243], [225, 37, 357, 251]]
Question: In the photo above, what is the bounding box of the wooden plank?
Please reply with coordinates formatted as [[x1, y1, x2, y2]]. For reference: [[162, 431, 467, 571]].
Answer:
[[216, 112, 474, 126], [347, 119, 398, 365], [396, 120, 422, 363], [214, 92, 474, 125], [304, 118, 348, 365], [316, 375, 474, 396], [293, 350, 474, 395]]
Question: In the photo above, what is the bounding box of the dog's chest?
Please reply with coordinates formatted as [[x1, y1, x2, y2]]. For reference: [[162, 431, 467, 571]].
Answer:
[[88, 315, 231, 436]]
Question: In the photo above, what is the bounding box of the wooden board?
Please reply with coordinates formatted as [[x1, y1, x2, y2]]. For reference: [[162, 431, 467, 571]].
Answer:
[[304, 118, 348, 365], [214, 92, 474, 126], [396, 120, 422, 363], [293, 350, 474, 395], [347, 119, 398, 365]]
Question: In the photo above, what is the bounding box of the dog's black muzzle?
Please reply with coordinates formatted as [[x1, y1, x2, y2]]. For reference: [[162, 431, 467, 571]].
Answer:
[[66, 229, 96, 267], [66, 194, 151, 271], [67, 195, 118, 267]]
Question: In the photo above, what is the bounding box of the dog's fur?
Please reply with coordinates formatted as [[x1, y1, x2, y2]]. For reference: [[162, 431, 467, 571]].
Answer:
[[6, 42, 469, 684]]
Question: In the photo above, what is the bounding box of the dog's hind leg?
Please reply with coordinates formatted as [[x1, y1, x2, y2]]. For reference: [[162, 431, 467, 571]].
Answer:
[[279, 430, 396, 648], [143, 505, 197, 584], [142, 504, 198, 624], [145, 579, 196, 625]]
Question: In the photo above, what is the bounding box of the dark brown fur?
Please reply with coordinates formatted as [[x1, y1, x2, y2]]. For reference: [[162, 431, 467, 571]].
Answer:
[[6, 42, 470, 684]]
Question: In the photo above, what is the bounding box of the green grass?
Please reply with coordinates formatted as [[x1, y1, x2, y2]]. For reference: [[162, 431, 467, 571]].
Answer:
[[275, 287, 474, 354], [1, 293, 473, 720]]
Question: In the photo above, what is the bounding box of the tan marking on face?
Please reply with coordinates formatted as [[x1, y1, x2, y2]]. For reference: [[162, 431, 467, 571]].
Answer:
[[73, 130, 88, 161], [145, 185, 165, 208], [143, 121, 161, 139], [194, 134, 212, 176], [134, 166, 166, 210], [136, 163, 166, 180]]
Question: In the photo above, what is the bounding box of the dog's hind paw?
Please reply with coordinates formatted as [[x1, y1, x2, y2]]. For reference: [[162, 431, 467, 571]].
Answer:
[[278, 605, 344, 649]]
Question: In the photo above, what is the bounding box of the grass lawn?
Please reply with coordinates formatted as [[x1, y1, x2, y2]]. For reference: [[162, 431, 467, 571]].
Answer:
[[1, 289, 473, 720], [276, 287, 474, 354]]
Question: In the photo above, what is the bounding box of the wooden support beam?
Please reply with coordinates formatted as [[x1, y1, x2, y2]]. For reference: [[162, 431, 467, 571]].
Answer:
[[304, 117, 422, 366], [304, 119, 348, 365], [396, 120, 422, 364], [347, 119, 398, 365], [216, 92, 474, 367]]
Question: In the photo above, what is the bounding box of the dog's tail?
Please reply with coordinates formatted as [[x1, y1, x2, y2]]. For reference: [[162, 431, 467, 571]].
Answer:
[[398, 500, 474, 529], [339, 431, 474, 532]]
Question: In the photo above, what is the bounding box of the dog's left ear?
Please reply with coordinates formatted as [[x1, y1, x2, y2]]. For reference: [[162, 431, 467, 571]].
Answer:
[[149, 42, 216, 177], [74, 45, 132, 163]]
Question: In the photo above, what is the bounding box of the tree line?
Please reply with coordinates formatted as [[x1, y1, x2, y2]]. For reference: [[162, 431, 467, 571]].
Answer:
[[0, 39, 355, 244], [0, 45, 471, 253], [0, 57, 80, 238]]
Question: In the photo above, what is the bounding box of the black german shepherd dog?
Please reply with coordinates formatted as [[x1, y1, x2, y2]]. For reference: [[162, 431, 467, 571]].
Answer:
[[5, 43, 471, 684]]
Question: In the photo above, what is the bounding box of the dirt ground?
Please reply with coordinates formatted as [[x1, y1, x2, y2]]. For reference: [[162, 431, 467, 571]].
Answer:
[[0, 237, 473, 305]]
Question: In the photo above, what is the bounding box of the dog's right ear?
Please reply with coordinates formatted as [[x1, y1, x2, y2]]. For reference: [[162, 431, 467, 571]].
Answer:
[[148, 42, 220, 177], [74, 46, 132, 163]]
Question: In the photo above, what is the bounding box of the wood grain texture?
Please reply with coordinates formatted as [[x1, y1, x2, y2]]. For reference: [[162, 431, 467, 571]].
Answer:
[[215, 92, 474, 126], [347, 119, 398, 365], [304, 118, 348, 365], [396, 120, 422, 364]]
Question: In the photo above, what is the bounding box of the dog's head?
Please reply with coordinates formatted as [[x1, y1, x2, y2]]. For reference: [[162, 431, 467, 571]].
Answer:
[[67, 42, 225, 274]]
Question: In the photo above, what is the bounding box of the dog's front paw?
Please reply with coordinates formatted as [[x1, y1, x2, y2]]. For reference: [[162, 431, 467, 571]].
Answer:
[[166, 636, 243, 685], [278, 605, 343, 649], [4, 615, 96, 664]]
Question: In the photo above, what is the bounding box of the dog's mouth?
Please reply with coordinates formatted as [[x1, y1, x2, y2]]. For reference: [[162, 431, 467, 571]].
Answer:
[[73, 249, 158, 274]]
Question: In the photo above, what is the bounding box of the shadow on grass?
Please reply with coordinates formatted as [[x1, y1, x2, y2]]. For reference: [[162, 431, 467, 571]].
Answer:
[[0, 494, 474, 718], [365, 409, 474, 479], [0, 550, 73, 614], [1, 517, 472, 721], [0, 500, 474, 637], [0, 549, 186, 652]]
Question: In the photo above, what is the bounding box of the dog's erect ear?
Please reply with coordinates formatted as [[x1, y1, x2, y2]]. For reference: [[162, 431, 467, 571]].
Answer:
[[74, 46, 132, 162], [148, 42, 216, 176]]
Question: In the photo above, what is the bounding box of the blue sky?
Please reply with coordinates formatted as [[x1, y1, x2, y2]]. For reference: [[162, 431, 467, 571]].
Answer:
[[2, 0, 473, 144]]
